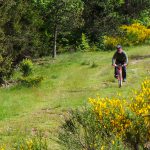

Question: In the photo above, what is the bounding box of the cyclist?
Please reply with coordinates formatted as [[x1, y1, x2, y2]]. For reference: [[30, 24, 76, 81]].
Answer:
[[112, 45, 128, 82]]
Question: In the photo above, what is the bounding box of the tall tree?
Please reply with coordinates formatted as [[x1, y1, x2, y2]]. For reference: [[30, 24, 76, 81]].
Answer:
[[82, 0, 124, 42], [43, 0, 83, 58], [0, 0, 43, 84], [120, 0, 150, 23]]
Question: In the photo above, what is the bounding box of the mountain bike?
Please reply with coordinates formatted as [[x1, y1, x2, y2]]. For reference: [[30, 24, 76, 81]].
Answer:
[[116, 64, 124, 88]]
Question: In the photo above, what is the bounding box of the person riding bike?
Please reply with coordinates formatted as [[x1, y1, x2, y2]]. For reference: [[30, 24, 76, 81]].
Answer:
[[112, 45, 128, 82]]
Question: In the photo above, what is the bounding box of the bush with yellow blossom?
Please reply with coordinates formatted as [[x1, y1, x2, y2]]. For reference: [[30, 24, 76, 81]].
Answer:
[[14, 137, 48, 150], [0, 145, 5, 150], [89, 78, 150, 149], [103, 23, 150, 49], [120, 23, 150, 45], [103, 36, 122, 50]]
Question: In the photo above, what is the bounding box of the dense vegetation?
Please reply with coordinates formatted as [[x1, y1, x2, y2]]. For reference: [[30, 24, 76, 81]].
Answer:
[[0, 46, 149, 149], [0, 0, 150, 84], [0, 0, 150, 149]]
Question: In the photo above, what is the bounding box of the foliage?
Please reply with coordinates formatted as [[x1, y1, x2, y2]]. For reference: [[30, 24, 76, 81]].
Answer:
[[20, 59, 33, 77], [19, 76, 43, 87], [58, 108, 129, 150], [58, 108, 121, 150], [0, 145, 5, 150], [0, 133, 48, 150], [120, 23, 150, 45], [103, 23, 150, 49], [0, 46, 149, 148], [14, 138, 47, 150], [43, 0, 84, 57], [103, 36, 121, 50], [0, 0, 44, 84], [82, 0, 125, 42], [0, 0, 150, 83], [78, 33, 90, 51], [137, 9, 150, 27], [89, 79, 150, 149]]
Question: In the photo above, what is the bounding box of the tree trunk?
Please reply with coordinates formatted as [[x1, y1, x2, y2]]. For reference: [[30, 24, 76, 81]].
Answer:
[[124, 0, 129, 24], [0, 75, 5, 86], [52, 25, 57, 58], [134, 143, 139, 150]]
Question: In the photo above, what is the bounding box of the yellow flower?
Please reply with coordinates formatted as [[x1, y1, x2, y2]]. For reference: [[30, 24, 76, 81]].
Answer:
[[111, 140, 115, 145], [100, 146, 105, 150]]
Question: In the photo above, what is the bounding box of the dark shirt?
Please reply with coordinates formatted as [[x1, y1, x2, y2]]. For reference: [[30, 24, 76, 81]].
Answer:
[[112, 51, 128, 65]]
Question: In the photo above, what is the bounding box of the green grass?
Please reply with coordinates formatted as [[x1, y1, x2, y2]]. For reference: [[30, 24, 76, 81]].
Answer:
[[0, 45, 150, 149]]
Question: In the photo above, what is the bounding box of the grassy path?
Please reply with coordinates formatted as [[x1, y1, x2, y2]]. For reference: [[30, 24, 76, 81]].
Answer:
[[0, 45, 150, 148]]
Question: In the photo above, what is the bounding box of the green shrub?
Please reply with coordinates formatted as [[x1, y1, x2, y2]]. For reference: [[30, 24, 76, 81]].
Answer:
[[138, 10, 150, 27], [89, 44, 99, 51], [20, 59, 33, 77], [58, 108, 127, 150], [19, 76, 43, 87], [59, 108, 102, 150], [78, 33, 90, 51]]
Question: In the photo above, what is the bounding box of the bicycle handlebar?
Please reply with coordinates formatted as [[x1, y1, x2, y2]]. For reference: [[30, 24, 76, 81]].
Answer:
[[116, 64, 124, 67]]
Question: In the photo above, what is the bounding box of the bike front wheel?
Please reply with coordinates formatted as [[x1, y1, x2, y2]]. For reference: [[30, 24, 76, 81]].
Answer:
[[118, 73, 122, 88], [118, 79, 122, 88]]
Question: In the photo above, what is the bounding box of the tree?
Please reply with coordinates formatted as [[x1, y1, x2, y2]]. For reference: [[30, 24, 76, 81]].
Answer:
[[43, 0, 83, 58], [0, 0, 43, 84], [82, 0, 124, 42], [119, 0, 150, 24]]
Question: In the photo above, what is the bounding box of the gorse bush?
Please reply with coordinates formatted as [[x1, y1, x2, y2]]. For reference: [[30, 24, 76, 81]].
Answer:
[[20, 59, 33, 77], [58, 108, 122, 150], [14, 138, 48, 150], [59, 109, 129, 150], [0, 132, 48, 150], [89, 78, 150, 149], [103, 36, 121, 50], [103, 23, 150, 49], [59, 79, 150, 150], [120, 23, 150, 45]]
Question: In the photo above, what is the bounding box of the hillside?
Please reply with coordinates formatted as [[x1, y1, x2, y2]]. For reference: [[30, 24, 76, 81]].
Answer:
[[0, 46, 150, 149]]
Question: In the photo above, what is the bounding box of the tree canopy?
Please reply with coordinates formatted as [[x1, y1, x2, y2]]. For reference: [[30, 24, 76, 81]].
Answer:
[[0, 0, 150, 83]]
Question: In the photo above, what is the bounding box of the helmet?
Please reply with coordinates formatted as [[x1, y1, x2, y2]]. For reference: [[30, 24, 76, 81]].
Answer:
[[116, 44, 122, 49]]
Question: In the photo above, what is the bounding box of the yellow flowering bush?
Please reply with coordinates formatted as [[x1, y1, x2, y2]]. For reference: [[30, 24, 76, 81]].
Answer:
[[103, 23, 150, 49], [120, 23, 150, 44], [89, 97, 132, 138], [0, 145, 5, 150], [127, 79, 150, 146], [103, 36, 121, 49], [130, 79, 150, 118], [89, 79, 150, 149], [0, 135, 48, 150], [14, 137, 47, 150]]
